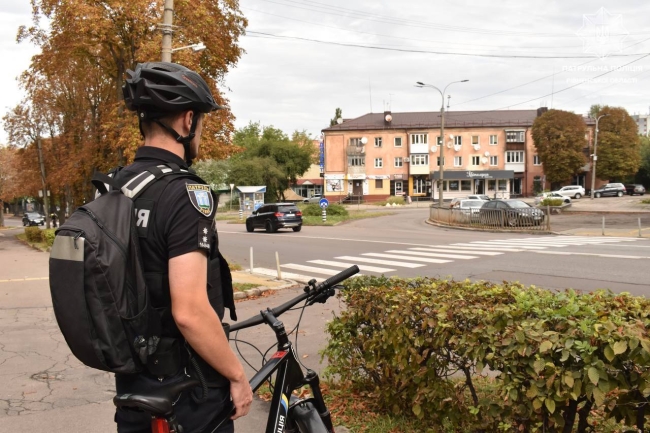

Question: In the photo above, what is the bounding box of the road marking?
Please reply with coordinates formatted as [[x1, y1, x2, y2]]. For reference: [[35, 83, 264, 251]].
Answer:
[[361, 253, 451, 264], [336, 255, 426, 268], [450, 244, 525, 252], [307, 260, 393, 273], [385, 249, 478, 260], [282, 264, 341, 275], [0, 277, 49, 283], [252, 267, 325, 283], [471, 240, 568, 247], [409, 247, 503, 256], [466, 242, 548, 249], [531, 251, 650, 259]]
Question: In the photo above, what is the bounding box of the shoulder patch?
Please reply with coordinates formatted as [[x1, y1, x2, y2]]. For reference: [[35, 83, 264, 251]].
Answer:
[[186, 184, 214, 217]]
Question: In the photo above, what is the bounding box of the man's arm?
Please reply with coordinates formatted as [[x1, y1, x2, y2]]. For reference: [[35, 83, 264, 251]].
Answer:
[[169, 250, 252, 419]]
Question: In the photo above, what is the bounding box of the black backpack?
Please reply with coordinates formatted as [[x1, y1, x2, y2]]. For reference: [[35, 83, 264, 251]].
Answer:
[[49, 164, 200, 374]]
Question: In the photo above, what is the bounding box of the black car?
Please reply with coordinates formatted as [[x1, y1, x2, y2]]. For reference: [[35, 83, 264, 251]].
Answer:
[[478, 199, 545, 227], [625, 184, 646, 196], [22, 212, 45, 226], [593, 183, 626, 198], [246, 203, 303, 233]]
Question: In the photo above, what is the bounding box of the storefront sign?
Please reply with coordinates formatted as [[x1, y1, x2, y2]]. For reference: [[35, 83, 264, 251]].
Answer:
[[430, 170, 514, 180]]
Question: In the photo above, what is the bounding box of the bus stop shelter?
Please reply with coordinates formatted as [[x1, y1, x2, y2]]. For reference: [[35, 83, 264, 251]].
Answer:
[[236, 186, 266, 212]]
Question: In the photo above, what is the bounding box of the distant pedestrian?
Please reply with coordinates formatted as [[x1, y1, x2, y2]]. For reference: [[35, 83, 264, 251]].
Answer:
[[50, 213, 58, 228]]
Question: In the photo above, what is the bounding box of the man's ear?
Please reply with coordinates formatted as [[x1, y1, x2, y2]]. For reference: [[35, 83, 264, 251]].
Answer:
[[182, 110, 195, 134]]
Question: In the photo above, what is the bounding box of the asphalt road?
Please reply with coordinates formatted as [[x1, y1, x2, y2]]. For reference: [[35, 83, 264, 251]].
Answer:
[[218, 208, 650, 295]]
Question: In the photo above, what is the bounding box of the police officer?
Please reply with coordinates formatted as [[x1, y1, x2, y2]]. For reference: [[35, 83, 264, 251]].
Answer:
[[115, 62, 252, 433]]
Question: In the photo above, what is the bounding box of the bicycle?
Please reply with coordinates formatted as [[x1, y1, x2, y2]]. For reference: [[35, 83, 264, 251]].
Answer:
[[114, 265, 360, 433]]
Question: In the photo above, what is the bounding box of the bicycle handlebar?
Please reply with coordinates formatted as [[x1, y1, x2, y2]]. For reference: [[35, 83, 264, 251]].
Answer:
[[229, 265, 359, 332]]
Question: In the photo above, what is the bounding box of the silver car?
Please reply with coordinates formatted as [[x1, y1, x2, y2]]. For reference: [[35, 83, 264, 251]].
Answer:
[[535, 192, 571, 205], [458, 199, 486, 221]]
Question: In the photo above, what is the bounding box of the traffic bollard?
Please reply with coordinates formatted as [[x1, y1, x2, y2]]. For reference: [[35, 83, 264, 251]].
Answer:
[[322, 208, 327, 222], [239, 209, 243, 220]]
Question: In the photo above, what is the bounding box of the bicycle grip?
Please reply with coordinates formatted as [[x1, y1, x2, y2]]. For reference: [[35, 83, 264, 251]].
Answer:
[[320, 265, 359, 289]]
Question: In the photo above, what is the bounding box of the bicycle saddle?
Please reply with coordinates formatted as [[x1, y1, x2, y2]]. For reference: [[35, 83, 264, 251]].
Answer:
[[113, 378, 200, 416]]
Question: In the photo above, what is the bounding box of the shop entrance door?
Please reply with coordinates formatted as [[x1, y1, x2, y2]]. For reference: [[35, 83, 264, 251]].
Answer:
[[475, 179, 485, 194], [353, 181, 363, 196]]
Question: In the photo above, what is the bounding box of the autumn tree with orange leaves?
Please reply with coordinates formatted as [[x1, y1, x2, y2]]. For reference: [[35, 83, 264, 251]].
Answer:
[[4, 0, 246, 215]]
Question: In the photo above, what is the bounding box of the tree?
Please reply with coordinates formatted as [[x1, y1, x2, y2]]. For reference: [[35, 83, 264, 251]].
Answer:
[[194, 159, 231, 190], [227, 123, 316, 201], [635, 136, 650, 187], [589, 104, 604, 119], [0, 146, 22, 226], [330, 108, 343, 127], [532, 109, 588, 185], [593, 106, 641, 181]]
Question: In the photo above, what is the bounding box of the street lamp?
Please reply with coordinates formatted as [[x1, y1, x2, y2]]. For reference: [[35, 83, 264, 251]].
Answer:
[[172, 42, 207, 53], [415, 79, 469, 207], [590, 113, 610, 200]]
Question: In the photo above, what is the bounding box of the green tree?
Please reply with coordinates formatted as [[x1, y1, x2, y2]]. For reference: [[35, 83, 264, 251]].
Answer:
[[228, 123, 316, 201], [589, 104, 604, 119], [330, 108, 342, 127], [594, 106, 641, 181], [532, 109, 587, 184], [634, 135, 650, 187], [193, 159, 231, 190]]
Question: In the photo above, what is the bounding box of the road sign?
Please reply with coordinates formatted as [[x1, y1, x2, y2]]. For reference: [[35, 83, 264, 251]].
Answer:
[[319, 198, 329, 208]]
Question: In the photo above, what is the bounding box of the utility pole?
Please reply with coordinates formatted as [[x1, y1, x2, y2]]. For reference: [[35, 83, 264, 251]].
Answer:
[[590, 114, 610, 199], [36, 136, 50, 229], [161, 0, 174, 62]]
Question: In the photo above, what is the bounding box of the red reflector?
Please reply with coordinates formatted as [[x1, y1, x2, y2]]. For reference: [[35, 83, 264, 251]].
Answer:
[[274, 212, 283, 217], [151, 418, 171, 433], [296, 211, 302, 216]]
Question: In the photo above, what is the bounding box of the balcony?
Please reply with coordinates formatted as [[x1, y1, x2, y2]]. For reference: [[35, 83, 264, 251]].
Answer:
[[505, 130, 526, 144], [505, 143, 525, 151], [347, 144, 364, 156], [409, 164, 430, 175], [347, 166, 366, 176], [409, 142, 429, 154], [505, 162, 525, 172]]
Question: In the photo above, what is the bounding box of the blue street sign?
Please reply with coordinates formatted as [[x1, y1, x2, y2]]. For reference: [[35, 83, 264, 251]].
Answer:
[[319, 198, 329, 208]]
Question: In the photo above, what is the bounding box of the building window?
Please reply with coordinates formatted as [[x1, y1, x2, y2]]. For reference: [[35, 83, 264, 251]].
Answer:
[[375, 179, 383, 189], [471, 156, 480, 165], [471, 136, 479, 145], [374, 158, 383, 168], [348, 156, 365, 166], [349, 137, 362, 146], [436, 157, 445, 166], [498, 179, 508, 191], [533, 155, 542, 165], [488, 180, 496, 190], [394, 137, 402, 147], [449, 181, 460, 191], [489, 135, 498, 145], [506, 151, 524, 163], [395, 181, 403, 194], [461, 180, 472, 191], [436, 136, 442, 146], [454, 136, 462, 146], [506, 131, 525, 142], [411, 154, 429, 165], [490, 155, 498, 166], [394, 157, 403, 167], [410, 133, 428, 144], [413, 178, 427, 194], [454, 156, 463, 167], [375, 137, 382, 147]]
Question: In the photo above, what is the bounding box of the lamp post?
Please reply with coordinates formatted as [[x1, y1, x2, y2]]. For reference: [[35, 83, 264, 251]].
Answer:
[[172, 42, 207, 53], [590, 114, 610, 200], [416, 80, 469, 207]]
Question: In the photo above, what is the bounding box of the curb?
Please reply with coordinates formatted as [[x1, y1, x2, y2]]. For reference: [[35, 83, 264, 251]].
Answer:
[[233, 278, 300, 301]]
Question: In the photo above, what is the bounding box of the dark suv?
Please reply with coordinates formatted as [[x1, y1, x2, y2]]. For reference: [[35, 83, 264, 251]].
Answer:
[[593, 183, 626, 198], [246, 203, 303, 233], [625, 184, 646, 196]]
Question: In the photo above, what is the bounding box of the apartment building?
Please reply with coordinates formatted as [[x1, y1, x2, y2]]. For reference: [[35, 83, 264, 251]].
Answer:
[[632, 114, 650, 136], [322, 108, 566, 201]]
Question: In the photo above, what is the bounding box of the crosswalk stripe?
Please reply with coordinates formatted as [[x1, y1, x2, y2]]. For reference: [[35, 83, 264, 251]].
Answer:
[[467, 242, 548, 249], [308, 260, 393, 273], [532, 251, 650, 259], [386, 249, 478, 260], [472, 240, 567, 246], [282, 264, 341, 275], [252, 267, 326, 283], [500, 238, 630, 244], [409, 247, 503, 256], [336, 255, 427, 267], [450, 244, 525, 252], [361, 253, 452, 264]]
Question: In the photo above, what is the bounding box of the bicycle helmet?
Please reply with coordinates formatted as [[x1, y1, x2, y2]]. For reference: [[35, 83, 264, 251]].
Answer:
[[123, 62, 221, 166]]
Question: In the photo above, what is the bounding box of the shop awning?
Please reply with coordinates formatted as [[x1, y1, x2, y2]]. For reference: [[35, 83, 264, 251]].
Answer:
[[430, 170, 515, 180]]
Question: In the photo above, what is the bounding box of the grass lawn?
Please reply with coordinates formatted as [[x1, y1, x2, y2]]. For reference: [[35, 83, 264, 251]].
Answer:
[[222, 209, 395, 226], [232, 282, 260, 292], [16, 233, 50, 252]]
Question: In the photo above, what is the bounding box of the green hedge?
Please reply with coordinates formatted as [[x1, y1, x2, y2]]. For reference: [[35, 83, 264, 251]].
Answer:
[[540, 198, 565, 207], [324, 277, 650, 431], [302, 203, 349, 217], [42, 229, 56, 247], [24, 227, 42, 242]]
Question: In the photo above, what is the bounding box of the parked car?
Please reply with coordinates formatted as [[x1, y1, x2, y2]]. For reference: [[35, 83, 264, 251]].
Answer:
[[246, 203, 303, 233], [593, 183, 626, 198], [535, 192, 571, 205], [457, 199, 487, 221], [478, 199, 545, 227], [625, 184, 646, 196], [302, 195, 323, 204], [449, 197, 463, 208], [467, 194, 491, 201], [556, 185, 585, 199], [22, 212, 45, 226]]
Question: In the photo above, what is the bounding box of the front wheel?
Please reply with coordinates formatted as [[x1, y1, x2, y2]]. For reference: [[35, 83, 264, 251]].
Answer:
[[595, 192, 601, 198], [246, 221, 254, 232], [574, 193, 582, 199], [617, 191, 623, 197]]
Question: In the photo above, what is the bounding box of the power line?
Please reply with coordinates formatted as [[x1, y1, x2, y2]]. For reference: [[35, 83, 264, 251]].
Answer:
[[244, 31, 650, 59]]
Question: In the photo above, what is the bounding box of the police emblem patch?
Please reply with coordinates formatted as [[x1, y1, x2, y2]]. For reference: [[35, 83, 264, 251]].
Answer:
[[186, 184, 214, 217]]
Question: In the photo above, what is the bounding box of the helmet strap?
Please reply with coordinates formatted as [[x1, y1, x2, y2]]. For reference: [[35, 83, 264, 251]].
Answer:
[[152, 116, 199, 167]]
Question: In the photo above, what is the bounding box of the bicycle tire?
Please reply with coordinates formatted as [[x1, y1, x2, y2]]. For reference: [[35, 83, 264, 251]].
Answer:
[[290, 400, 329, 433]]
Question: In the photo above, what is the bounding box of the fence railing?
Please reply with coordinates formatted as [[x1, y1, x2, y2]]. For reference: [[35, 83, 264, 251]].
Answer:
[[429, 206, 551, 232]]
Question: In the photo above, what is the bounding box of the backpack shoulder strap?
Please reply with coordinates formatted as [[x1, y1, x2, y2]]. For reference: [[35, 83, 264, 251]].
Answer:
[[120, 164, 202, 200]]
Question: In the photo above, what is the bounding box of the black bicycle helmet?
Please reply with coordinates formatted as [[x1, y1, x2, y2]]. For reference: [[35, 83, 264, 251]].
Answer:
[[123, 62, 221, 165]]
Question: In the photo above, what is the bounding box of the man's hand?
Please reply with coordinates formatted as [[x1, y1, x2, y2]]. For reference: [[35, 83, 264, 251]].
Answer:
[[229, 375, 253, 420]]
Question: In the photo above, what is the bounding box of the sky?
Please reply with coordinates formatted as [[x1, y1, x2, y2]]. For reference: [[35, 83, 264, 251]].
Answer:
[[0, 0, 649, 144]]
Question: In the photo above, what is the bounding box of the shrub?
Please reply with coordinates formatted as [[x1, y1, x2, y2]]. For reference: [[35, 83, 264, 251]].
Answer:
[[540, 198, 564, 207], [42, 229, 56, 247], [302, 203, 349, 217], [24, 227, 43, 242], [324, 276, 650, 432]]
